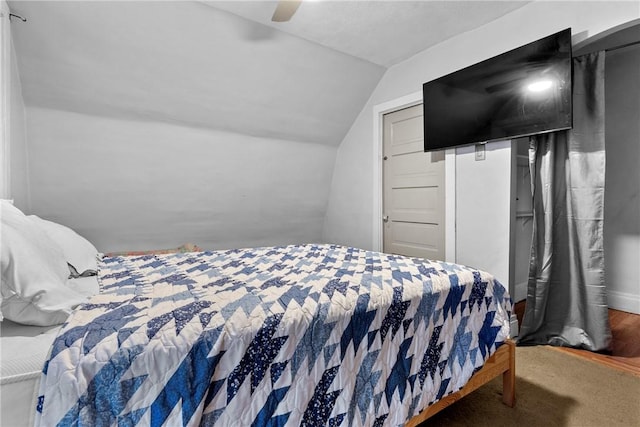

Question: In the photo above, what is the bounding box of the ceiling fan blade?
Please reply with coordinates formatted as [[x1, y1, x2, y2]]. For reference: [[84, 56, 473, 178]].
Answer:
[[271, 0, 302, 22]]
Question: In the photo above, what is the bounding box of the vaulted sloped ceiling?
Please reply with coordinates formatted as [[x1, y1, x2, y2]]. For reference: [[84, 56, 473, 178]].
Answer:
[[208, 1, 530, 68], [8, 1, 529, 146]]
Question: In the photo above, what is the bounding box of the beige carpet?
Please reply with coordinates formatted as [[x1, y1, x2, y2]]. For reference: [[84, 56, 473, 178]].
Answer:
[[421, 346, 640, 427]]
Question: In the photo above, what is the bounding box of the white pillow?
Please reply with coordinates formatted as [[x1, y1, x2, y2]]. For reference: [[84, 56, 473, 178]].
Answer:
[[28, 215, 99, 273], [1, 201, 87, 326]]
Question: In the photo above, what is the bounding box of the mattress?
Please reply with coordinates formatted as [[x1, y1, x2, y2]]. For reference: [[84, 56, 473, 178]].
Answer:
[[1, 321, 60, 427], [0, 277, 99, 427], [36, 244, 511, 426]]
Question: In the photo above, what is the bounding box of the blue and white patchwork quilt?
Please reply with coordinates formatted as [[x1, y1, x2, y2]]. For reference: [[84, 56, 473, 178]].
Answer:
[[36, 244, 511, 426]]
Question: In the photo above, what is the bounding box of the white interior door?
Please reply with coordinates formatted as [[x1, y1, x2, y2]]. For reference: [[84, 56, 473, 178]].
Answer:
[[383, 104, 445, 260]]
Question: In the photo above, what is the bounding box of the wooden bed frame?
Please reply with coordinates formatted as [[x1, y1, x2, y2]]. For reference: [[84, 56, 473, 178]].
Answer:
[[406, 339, 516, 426]]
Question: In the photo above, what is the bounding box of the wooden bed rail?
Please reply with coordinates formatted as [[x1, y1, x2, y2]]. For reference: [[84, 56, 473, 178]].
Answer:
[[405, 339, 516, 426]]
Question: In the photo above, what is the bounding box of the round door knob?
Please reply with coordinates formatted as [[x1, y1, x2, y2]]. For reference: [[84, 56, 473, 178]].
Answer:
[[383, 215, 389, 223]]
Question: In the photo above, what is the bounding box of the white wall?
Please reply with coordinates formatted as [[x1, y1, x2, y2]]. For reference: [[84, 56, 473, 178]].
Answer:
[[0, 1, 7, 199], [26, 108, 336, 253], [455, 141, 514, 289], [0, 1, 29, 209], [323, 1, 639, 290], [9, 33, 29, 211], [604, 44, 640, 313]]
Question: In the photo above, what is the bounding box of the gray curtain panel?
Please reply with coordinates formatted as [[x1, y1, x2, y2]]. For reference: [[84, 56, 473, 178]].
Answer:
[[518, 51, 611, 351]]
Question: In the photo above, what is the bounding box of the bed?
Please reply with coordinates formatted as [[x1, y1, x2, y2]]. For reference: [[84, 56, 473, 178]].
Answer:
[[1, 277, 100, 426], [1, 201, 515, 426]]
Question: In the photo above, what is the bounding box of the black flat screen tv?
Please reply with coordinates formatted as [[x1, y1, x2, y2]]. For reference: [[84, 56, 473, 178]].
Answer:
[[423, 28, 572, 151]]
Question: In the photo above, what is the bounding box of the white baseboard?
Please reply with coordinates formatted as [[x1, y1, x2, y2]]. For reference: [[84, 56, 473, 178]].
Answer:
[[608, 290, 640, 314]]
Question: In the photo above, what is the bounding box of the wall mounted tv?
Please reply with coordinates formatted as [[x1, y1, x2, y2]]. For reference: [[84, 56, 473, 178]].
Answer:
[[423, 28, 572, 151]]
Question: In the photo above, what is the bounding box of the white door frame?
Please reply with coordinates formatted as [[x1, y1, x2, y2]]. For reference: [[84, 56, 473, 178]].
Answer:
[[372, 91, 456, 262]]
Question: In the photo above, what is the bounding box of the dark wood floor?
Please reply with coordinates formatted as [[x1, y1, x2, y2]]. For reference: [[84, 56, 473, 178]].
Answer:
[[514, 301, 640, 377]]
